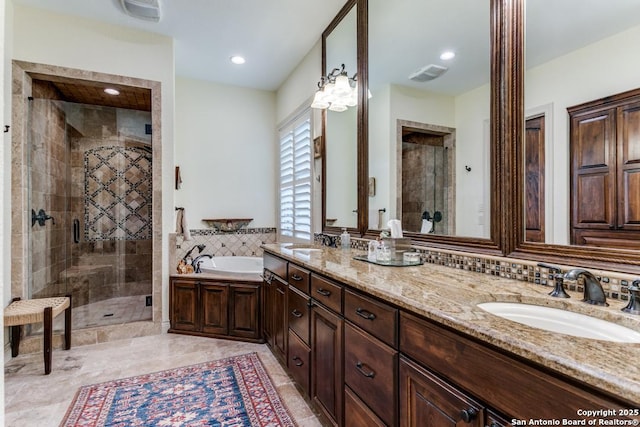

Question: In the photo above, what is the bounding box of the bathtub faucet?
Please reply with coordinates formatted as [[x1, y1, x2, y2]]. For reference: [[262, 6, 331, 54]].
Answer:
[[193, 254, 213, 273], [183, 244, 206, 263]]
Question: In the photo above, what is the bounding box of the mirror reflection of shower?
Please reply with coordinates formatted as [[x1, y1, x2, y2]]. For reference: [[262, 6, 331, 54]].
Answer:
[[27, 81, 153, 330], [400, 124, 454, 235]]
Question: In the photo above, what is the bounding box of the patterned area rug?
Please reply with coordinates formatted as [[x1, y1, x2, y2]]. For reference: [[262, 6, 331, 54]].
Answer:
[[60, 352, 296, 427]]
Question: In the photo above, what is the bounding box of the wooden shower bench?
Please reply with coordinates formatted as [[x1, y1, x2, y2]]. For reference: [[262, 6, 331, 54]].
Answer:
[[4, 296, 72, 374]]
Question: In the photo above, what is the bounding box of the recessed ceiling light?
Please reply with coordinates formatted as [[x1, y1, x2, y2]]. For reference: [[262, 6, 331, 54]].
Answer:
[[440, 51, 455, 61], [104, 88, 120, 95], [230, 56, 246, 65]]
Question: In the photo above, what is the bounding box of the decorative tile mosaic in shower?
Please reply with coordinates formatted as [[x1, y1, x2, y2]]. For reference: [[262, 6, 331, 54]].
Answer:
[[84, 146, 152, 241]]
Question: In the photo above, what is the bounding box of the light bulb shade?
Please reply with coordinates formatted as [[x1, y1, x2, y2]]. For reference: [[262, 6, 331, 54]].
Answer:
[[368, 89, 373, 99], [346, 88, 357, 107], [311, 90, 329, 109], [333, 74, 352, 97], [328, 101, 348, 112], [323, 83, 336, 103]]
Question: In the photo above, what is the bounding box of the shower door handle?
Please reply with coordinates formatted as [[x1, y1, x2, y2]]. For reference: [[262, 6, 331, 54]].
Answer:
[[73, 219, 80, 243]]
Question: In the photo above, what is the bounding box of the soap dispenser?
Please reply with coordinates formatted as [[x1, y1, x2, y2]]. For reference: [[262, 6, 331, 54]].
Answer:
[[341, 228, 351, 249]]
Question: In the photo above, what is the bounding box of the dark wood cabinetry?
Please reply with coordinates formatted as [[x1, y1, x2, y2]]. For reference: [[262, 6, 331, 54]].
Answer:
[[311, 301, 344, 426], [569, 88, 640, 248], [169, 276, 261, 342], [399, 355, 485, 427], [263, 273, 288, 364]]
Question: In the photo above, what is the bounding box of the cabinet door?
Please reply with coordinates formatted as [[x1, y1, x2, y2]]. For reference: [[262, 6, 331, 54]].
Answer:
[[272, 277, 288, 363], [344, 323, 397, 426], [344, 386, 386, 427], [486, 410, 514, 427], [229, 283, 260, 340], [288, 329, 310, 397], [263, 276, 273, 344], [201, 283, 228, 335], [617, 100, 640, 231], [399, 356, 484, 427], [311, 303, 344, 427], [570, 108, 617, 233], [170, 279, 199, 331], [288, 286, 310, 345]]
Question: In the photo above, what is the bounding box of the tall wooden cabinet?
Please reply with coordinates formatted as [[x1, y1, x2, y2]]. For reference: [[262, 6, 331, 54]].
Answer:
[[569, 88, 640, 248]]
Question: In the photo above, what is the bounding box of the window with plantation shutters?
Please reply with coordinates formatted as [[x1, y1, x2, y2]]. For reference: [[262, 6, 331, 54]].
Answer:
[[279, 112, 312, 241]]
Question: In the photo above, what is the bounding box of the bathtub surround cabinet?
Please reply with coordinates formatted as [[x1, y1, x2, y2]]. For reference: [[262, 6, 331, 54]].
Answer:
[[260, 245, 639, 426], [168, 275, 262, 342]]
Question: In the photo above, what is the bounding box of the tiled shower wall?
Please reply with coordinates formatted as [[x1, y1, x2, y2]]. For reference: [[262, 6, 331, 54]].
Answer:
[[402, 142, 448, 233], [28, 86, 152, 306], [29, 86, 70, 297], [170, 228, 277, 273]]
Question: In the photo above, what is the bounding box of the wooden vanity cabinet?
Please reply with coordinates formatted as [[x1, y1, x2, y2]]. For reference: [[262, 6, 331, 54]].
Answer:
[[486, 410, 514, 427], [310, 300, 344, 427], [399, 355, 485, 427], [169, 277, 261, 341], [262, 254, 289, 364]]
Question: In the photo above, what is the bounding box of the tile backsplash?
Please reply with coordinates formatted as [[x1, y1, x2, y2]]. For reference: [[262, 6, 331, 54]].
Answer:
[[170, 228, 277, 272], [318, 234, 637, 303]]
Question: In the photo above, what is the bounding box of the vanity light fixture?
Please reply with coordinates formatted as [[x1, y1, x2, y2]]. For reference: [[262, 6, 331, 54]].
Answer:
[[104, 88, 120, 96], [440, 50, 456, 60], [230, 55, 246, 65], [311, 64, 358, 111]]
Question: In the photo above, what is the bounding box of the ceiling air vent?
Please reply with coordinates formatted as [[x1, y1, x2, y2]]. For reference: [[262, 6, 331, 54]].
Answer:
[[408, 64, 448, 82], [120, 0, 161, 22]]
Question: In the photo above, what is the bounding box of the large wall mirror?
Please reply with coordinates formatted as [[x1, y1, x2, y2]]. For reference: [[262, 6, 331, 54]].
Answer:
[[367, 0, 491, 240], [513, 0, 640, 272], [324, 1, 358, 230]]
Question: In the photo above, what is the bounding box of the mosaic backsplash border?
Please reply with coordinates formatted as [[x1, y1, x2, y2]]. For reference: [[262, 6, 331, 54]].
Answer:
[[315, 234, 636, 303]]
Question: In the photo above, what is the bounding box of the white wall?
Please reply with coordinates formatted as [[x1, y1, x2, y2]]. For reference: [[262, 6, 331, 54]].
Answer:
[[276, 40, 320, 125], [174, 77, 276, 228], [10, 3, 175, 321], [525, 24, 640, 245], [0, 0, 7, 424]]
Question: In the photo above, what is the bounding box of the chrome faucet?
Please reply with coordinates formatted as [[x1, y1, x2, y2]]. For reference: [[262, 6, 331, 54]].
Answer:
[[563, 269, 608, 306]]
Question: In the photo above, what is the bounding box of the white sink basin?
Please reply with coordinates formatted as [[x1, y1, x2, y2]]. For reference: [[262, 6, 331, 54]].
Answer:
[[477, 302, 640, 343]]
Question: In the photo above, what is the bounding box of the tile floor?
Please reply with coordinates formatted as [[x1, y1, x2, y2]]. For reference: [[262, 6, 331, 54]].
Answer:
[[4, 333, 321, 427]]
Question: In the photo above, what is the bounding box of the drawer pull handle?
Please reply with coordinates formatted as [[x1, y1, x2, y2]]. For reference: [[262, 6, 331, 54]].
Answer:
[[355, 361, 376, 379], [292, 356, 304, 367], [355, 308, 376, 320], [291, 309, 303, 318], [291, 274, 303, 281], [316, 288, 331, 297], [460, 408, 478, 423]]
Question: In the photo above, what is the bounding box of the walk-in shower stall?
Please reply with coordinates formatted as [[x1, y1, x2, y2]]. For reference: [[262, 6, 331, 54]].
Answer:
[[26, 80, 153, 329]]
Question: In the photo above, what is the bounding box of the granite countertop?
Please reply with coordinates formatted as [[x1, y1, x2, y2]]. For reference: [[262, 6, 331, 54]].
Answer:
[[262, 243, 640, 405]]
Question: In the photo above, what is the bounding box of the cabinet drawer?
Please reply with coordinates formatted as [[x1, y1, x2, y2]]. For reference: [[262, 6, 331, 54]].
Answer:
[[399, 311, 630, 419], [311, 274, 343, 314], [264, 253, 287, 280], [345, 289, 397, 347], [345, 323, 397, 426], [288, 329, 310, 397], [288, 263, 310, 294], [345, 386, 386, 427], [288, 287, 310, 344]]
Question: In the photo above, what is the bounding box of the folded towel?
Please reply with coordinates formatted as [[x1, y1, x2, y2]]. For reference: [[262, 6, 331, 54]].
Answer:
[[388, 219, 403, 238], [176, 209, 192, 241], [421, 219, 433, 234]]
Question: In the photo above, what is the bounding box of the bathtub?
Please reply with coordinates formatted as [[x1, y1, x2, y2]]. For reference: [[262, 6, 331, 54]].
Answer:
[[197, 256, 263, 278]]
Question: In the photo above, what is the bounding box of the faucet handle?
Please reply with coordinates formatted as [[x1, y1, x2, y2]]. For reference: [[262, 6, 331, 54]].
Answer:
[[622, 280, 640, 315], [537, 262, 562, 274]]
